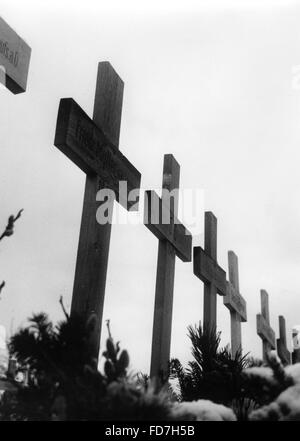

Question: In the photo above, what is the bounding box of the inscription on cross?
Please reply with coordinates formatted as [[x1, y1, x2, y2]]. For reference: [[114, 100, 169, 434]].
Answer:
[[256, 290, 276, 361], [277, 316, 291, 365], [144, 154, 192, 379], [193, 212, 226, 332], [54, 62, 141, 360], [223, 251, 247, 357], [0, 16, 31, 93]]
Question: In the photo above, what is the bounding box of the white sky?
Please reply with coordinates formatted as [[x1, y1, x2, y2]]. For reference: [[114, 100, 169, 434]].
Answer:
[[0, 0, 300, 373]]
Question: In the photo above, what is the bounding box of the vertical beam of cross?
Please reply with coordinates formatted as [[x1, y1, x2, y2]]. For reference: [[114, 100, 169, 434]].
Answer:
[[55, 62, 141, 363], [228, 252, 241, 356], [261, 290, 271, 359], [203, 213, 218, 330], [144, 154, 192, 380], [256, 289, 276, 362], [277, 315, 291, 365], [193, 212, 227, 334], [70, 62, 124, 360], [223, 251, 247, 357], [150, 156, 179, 380]]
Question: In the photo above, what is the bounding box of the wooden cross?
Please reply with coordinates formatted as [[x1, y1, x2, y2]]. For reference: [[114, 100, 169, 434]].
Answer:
[[223, 251, 247, 357], [193, 212, 226, 332], [0, 16, 31, 93], [144, 154, 192, 379], [277, 315, 291, 365], [54, 62, 141, 360], [256, 289, 276, 361]]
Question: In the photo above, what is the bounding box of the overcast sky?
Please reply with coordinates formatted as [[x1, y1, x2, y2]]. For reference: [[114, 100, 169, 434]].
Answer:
[[0, 0, 300, 374]]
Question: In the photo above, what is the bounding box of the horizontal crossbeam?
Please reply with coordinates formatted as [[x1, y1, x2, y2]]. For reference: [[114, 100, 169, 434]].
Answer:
[[224, 281, 247, 322], [144, 190, 192, 262], [54, 98, 141, 210], [193, 247, 226, 296], [257, 314, 276, 349]]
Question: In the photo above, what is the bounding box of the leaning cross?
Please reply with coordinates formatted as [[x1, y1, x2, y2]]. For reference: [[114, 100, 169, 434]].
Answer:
[[144, 154, 192, 379], [256, 289, 276, 361], [223, 251, 247, 357], [54, 62, 141, 360], [277, 315, 291, 365], [193, 212, 226, 332]]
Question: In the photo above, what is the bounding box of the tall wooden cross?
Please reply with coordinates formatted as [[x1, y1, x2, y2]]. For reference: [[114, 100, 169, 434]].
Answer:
[[256, 290, 276, 361], [54, 62, 141, 360], [223, 251, 247, 357], [277, 315, 291, 365], [0, 16, 31, 93], [144, 154, 192, 379], [193, 212, 226, 332]]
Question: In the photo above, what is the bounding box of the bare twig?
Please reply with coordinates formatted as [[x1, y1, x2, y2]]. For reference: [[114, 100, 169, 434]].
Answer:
[[0, 280, 5, 299], [106, 319, 112, 339], [0, 209, 24, 242], [59, 296, 70, 321]]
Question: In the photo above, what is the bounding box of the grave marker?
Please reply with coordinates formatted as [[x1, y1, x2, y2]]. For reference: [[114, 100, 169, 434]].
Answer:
[[54, 62, 141, 360], [223, 251, 247, 357], [277, 315, 291, 365], [193, 212, 226, 332], [0, 16, 31, 93], [256, 290, 276, 361], [144, 154, 192, 379]]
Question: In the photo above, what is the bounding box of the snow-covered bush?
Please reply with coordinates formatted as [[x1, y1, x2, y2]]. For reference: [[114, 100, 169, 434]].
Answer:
[[171, 399, 236, 421], [244, 351, 300, 420]]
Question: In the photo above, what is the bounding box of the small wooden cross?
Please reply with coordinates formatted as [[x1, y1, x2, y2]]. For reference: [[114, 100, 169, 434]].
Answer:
[[223, 251, 247, 357], [54, 62, 141, 360], [256, 289, 276, 361], [277, 315, 291, 365], [193, 212, 226, 332], [144, 154, 192, 379]]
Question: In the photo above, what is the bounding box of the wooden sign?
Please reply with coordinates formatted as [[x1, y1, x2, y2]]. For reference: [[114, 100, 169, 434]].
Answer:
[[256, 290, 276, 361], [277, 315, 291, 365], [193, 212, 226, 331], [223, 251, 247, 357], [0, 16, 31, 93], [144, 154, 192, 379], [54, 62, 141, 360]]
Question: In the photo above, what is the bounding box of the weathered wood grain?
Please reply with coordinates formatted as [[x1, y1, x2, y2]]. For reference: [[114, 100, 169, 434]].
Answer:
[[193, 212, 227, 332], [257, 313, 276, 349], [147, 154, 192, 379], [193, 247, 227, 296], [55, 62, 140, 360], [144, 190, 192, 262], [277, 316, 291, 365], [54, 97, 141, 210], [224, 281, 247, 322]]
